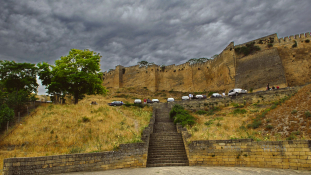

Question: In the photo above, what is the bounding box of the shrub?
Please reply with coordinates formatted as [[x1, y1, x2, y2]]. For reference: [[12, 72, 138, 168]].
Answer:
[[204, 120, 214, 126], [270, 104, 277, 110], [305, 39, 310, 43], [216, 122, 221, 127], [249, 88, 253, 93], [247, 119, 262, 129], [232, 103, 244, 108], [235, 42, 260, 56], [232, 108, 247, 114], [266, 119, 271, 123], [268, 43, 273, 48], [266, 125, 273, 130], [305, 111, 311, 118], [291, 110, 297, 114], [292, 41, 297, 48], [82, 116, 90, 122], [170, 104, 196, 127], [196, 110, 208, 115]]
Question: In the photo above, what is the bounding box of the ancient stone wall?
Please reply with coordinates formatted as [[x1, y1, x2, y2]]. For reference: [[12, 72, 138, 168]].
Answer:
[[102, 32, 311, 93], [235, 48, 287, 91]]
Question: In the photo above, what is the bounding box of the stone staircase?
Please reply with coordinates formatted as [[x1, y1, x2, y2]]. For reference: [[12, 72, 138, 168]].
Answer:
[[147, 107, 189, 167]]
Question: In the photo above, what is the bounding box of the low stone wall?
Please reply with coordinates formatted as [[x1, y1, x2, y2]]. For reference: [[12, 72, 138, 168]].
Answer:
[[176, 125, 311, 170], [2, 111, 156, 175]]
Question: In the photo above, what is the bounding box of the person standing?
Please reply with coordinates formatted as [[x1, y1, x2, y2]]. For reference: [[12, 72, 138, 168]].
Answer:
[[266, 83, 270, 91]]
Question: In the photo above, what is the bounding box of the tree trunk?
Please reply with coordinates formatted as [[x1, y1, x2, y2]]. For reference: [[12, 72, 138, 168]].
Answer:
[[74, 92, 79, 104]]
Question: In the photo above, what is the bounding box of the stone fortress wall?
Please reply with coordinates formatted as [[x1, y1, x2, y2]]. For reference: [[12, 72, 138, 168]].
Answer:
[[102, 32, 311, 93]]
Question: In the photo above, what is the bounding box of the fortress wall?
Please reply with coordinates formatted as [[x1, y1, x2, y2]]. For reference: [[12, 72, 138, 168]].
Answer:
[[121, 65, 157, 91], [235, 48, 287, 91], [276, 45, 311, 87], [156, 63, 193, 92], [102, 32, 311, 93], [102, 69, 119, 88], [204, 43, 236, 93]]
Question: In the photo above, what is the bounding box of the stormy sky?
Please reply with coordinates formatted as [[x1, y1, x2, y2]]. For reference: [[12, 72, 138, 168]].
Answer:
[[0, 0, 310, 94]]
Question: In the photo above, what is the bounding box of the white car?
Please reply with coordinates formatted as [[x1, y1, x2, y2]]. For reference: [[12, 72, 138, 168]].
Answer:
[[228, 88, 247, 96], [195, 95, 204, 99], [152, 99, 160, 103], [182, 96, 190, 100], [211, 93, 222, 98], [167, 98, 174, 102], [134, 99, 142, 104]]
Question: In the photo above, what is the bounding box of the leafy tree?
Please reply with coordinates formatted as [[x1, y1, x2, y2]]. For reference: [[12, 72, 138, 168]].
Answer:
[[0, 103, 14, 129], [137, 61, 148, 67], [0, 60, 38, 94], [137, 61, 154, 67], [38, 49, 108, 104], [187, 58, 210, 65]]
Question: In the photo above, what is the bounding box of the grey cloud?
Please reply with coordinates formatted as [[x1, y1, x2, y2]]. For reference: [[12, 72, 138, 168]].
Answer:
[[0, 0, 310, 94]]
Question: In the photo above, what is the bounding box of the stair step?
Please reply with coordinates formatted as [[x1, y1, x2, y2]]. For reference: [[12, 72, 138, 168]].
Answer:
[[146, 163, 189, 167], [148, 155, 188, 158]]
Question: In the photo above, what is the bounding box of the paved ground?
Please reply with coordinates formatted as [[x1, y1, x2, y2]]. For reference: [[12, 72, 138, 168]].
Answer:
[[54, 166, 311, 175]]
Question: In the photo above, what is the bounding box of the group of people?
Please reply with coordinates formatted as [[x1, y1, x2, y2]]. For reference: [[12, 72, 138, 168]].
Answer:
[[266, 83, 279, 91]]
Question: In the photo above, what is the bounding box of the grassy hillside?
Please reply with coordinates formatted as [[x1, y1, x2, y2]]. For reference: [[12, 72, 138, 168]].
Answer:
[[0, 94, 152, 170], [187, 84, 311, 141]]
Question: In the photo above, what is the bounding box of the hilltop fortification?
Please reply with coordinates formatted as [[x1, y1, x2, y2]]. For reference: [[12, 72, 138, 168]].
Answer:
[[103, 32, 311, 92]]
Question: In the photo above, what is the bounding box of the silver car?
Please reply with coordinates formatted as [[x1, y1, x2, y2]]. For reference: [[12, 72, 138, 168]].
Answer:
[[228, 88, 247, 96]]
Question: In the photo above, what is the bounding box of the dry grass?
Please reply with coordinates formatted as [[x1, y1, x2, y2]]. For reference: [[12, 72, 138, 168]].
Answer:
[[0, 94, 152, 170], [187, 85, 311, 142]]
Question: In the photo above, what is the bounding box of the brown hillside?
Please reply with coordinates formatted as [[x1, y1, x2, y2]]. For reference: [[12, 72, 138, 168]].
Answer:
[[261, 84, 311, 138]]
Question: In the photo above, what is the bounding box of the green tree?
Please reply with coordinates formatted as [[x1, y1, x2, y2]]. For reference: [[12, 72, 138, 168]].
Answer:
[[0, 60, 38, 94], [187, 58, 210, 65], [0, 103, 14, 129], [38, 49, 108, 104]]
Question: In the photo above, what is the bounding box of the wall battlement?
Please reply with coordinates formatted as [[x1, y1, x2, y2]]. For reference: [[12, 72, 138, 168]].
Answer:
[[278, 32, 310, 43], [103, 31, 311, 92]]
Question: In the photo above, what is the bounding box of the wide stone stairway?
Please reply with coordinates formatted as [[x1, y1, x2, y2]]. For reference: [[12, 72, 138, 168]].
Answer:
[[147, 106, 189, 167]]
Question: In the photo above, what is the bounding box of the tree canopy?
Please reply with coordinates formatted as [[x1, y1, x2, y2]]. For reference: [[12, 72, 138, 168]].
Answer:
[[187, 58, 210, 65], [38, 49, 108, 104], [0, 60, 38, 93]]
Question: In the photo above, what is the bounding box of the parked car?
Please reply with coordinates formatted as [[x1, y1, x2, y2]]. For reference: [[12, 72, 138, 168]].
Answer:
[[108, 101, 123, 106], [167, 98, 174, 102], [228, 88, 248, 96], [134, 99, 142, 104], [202, 95, 207, 99], [152, 99, 160, 103], [182, 96, 190, 100], [211, 93, 222, 98], [195, 95, 204, 99], [147, 99, 153, 103]]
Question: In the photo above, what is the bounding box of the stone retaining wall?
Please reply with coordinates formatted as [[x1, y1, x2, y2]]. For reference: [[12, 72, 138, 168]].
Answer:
[[177, 124, 311, 170], [2, 110, 156, 175]]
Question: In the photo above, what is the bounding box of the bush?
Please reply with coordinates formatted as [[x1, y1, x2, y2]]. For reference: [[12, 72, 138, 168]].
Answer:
[[232, 108, 247, 114], [247, 119, 262, 129], [204, 120, 214, 126], [82, 116, 90, 122], [268, 43, 273, 48], [270, 104, 277, 110], [292, 41, 297, 48], [170, 104, 196, 127], [266, 125, 273, 129], [235, 42, 260, 56], [196, 110, 208, 115], [249, 88, 253, 93], [305, 111, 311, 118], [291, 110, 297, 114], [305, 39, 310, 43]]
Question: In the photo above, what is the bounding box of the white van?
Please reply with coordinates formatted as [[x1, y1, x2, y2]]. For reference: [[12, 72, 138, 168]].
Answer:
[[152, 99, 160, 103], [167, 98, 174, 102]]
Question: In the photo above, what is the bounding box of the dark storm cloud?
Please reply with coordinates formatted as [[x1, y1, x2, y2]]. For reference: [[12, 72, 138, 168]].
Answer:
[[0, 0, 310, 94]]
